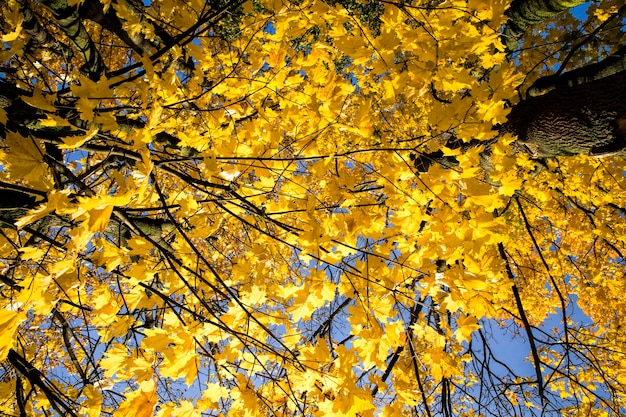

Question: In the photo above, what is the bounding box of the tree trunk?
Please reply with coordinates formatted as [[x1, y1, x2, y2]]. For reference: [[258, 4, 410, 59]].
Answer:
[[412, 67, 626, 172], [502, 70, 626, 157], [526, 45, 626, 97], [502, 0, 587, 51]]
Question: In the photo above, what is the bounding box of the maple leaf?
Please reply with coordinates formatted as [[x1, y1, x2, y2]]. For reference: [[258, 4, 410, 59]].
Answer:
[[21, 88, 57, 112], [0, 310, 23, 361], [4, 132, 50, 190], [114, 380, 158, 417], [59, 127, 99, 149], [454, 314, 481, 343]]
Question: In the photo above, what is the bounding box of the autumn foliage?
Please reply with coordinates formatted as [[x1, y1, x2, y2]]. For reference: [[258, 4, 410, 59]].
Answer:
[[0, 0, 625, 416]]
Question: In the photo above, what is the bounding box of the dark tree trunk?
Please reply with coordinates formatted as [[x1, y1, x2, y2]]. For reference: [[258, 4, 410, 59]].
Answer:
[[413, 67, 626, 172], [498, 0, 626, 157], [502, 71, 626, 157]]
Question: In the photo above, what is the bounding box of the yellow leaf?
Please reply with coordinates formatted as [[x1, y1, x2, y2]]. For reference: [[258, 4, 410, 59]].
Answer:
[[594, 5, 618, 22], [59, 127, 99, 149], [318, 389, 378, 417], [80, 385, 103, 417], [91, 238, 128, 272], [18, 273, 55, 315], [2, 23, 22, 42], [4, 132, 50, 189], [497, 173, 523, 197], [40, 115, 72, 127], [15, 190, 71, 229], [201, 383, 230, 407], [0, 310, 23, 361], [85, 204, 114, 233], [114, 379, 157, 417], [454, 314, 481, 343], [73, 194, 131, 233], [171, 400, 201, 417], [15, 202, 53, 230], [71, 76, 112, 121], [21, 87, 57, 112]]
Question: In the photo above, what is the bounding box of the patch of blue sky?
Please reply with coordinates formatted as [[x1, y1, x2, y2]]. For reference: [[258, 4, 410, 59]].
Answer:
[[571, 2, 591, 20], [264, 21, 276, 35], [64, 148, 89, 168], [293, 159, 310, 176]]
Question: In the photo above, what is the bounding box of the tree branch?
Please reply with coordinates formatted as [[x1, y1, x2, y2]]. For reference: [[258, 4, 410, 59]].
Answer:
[[527, 44, 626, 97], [497, 242, 546, 407], [502, 0, 587, 52], [39, 0, 106, 80], [8, 349, 79, 417]]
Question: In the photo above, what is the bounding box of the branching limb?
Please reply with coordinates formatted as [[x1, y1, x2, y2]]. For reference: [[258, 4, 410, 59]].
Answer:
[[15, 375, 27, 417], [8, 349, 79, 417], [52, 309, 90, 385], [527, 44, 626, 97], [39, 0, 106, 80], [17, 0, 73, 58], [497, 242, 547, 407]]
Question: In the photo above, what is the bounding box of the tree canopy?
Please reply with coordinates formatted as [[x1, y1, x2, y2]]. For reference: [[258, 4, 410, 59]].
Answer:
[[0, 0, 625, 416]]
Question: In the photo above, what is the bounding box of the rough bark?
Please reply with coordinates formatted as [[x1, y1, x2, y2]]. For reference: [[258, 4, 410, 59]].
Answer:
[[412, 68, 626, 173], [78, 0, 193, 78], [7, 1, 626, 169], [501, 0, 626, 156], [79, 0, 156, 56], [503, 70, 626, 157]]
